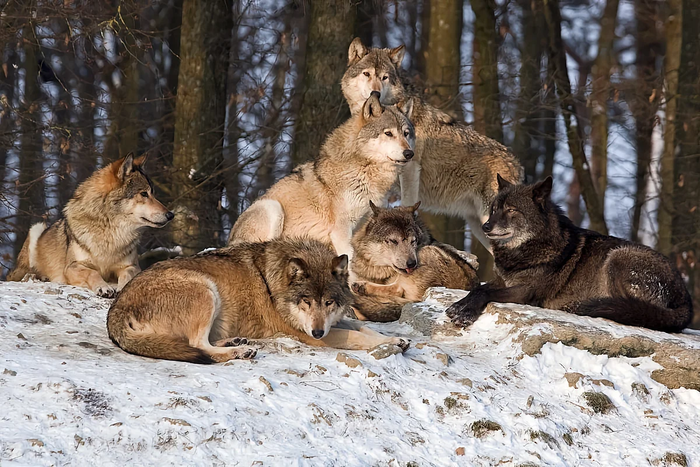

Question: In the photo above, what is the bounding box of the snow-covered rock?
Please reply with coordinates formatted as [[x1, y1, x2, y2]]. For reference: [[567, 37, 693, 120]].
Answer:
[[1, 281, 699, 466]]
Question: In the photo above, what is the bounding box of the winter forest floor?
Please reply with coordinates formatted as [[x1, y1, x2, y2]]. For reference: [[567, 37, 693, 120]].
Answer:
[[1, 281, 699, 467]]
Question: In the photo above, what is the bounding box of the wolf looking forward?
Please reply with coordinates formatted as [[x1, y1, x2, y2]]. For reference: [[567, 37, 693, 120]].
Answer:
[[8, 155, 173, 297], [228, 92, 414, 260], [351, 202, 480, 322], [341, 38, 522, 250], [446, 176, 693, 332], [108, 238, 409, 363]]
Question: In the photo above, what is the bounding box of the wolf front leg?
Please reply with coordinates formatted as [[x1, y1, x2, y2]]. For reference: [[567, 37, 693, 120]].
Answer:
[[64, 261, 115, 298], [330, 225, 354, 260], [399, 161, 421, 206], [318, 327, 410, 351], [115, 264, 141, 292], [446, 282, 533, 327]]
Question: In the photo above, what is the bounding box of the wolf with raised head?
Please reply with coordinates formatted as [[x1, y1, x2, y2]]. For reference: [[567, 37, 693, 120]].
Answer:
[[446, 176, 693, 332], [107, 238, 409, 363], [351, 202, 479, 322], [7, 154, 173, 297], [341, 38, 522, 250], [228, 92, 414, 260]]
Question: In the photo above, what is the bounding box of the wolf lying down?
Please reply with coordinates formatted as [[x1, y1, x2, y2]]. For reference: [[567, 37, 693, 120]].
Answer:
[[108, 238, 409, 364], [447, 176, 693, 332]]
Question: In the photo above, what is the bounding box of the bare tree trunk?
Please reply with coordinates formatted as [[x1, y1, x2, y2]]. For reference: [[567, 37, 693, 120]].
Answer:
[[471, 0, 502, 142], [170, 0, 233, 254], [419, 0, 466, 252], [543, 0, 607, 234], [15, 20, 46, 259], [589, 0, 620, 221], [291, 0, 356, 165], [630, 0, 661, 242], [672, 0, 700, 329], [657, 0, 682, 255]]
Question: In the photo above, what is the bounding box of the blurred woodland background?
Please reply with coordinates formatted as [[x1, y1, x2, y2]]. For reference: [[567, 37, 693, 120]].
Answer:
[[1, 0, 699, 328]]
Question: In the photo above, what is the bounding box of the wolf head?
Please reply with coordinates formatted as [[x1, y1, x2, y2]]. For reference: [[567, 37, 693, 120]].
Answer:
[[482, 175, 554, 249], [342, 38, 406, 114], [356, 92, 415, 165], [356, 201, 430, 274], [265, 239, 353, 340]]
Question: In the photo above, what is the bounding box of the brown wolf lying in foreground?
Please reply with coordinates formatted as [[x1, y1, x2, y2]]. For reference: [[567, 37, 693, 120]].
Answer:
[[108, 238, 409, 363], [351, 202, 479, 322], [447, 176, 693, 332], [8, 154, 173, 297]]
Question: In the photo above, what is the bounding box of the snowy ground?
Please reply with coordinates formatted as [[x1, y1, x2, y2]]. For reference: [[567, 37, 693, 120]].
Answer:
[[1, 281, 699, 467]]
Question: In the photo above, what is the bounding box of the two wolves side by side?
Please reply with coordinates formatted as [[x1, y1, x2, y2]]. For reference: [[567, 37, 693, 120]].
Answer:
[[227, 92, 415, 260], [342, 38, 523, 250], [446, 176, 693, 332], [108, 238, 409, 363], [8, 155, 173, 297], [351, 202, 479, 322]]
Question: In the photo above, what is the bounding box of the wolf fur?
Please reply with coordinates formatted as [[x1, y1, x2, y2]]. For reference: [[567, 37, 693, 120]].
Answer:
[[351, 202, 479, 322], [342, 38, 523, 250], [228, 92, 415, 260], [107, 238, 409, 363], [7, 155, 173, 297], [446, 176, 693, 332]]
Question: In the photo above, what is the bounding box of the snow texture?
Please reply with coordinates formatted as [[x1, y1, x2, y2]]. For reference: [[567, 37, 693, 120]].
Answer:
[[1, 281, 699, 466]]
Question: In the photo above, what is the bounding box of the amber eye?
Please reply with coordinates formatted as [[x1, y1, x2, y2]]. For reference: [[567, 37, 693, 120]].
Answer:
[[507, 208, 516, 214], [325, 300, 335, 307], [141, 191, 149, 198], [382, 75, 388, 81], [404, 130, 410, 137], [363, 71, 370, 77], [302, 298, 311, 306], [384, 131, 393, 137]]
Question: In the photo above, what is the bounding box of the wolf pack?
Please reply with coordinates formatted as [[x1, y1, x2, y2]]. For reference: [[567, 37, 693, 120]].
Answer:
[[7, 39, 693, 365]]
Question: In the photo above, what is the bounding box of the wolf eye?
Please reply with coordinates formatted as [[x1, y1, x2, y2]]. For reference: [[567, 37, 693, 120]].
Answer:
[[301, 298, 311, 306], [140, 191, 149, 198], [384, 131, 393, 137], [382, 75, 388, 81], [507, 208, 517, 214], [390, 239, 398, 245], [325, 300, 335, 307], [404, 130, 410, 137], [363, 71, 370, 77]]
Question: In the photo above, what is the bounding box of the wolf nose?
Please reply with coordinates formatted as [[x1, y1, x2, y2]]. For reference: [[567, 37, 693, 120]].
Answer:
[[403, 149, 414, 160], [165, 211, 174, 221], [370, 90, 381, 99], [406, 258, 417, 269], [482, 222, 492, 233], [311, 329, 325, 339]]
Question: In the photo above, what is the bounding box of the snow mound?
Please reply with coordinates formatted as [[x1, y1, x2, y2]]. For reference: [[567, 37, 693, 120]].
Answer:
[[1, 281, 698, 466]]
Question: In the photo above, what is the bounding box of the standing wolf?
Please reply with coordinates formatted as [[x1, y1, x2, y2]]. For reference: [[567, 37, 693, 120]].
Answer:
[[7, 155, 173, 297], [350, 202, 479, 322], [228, 93, 414, 260], [341, 38, 522, 250], [108, 238, 409, 363], [446, 176, 693, 332]]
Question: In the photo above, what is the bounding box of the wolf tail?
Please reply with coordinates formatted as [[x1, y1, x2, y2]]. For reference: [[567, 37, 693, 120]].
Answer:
[[107, 311, 215, 364], [351, 294, 409, 323], [6, 223, 46, 281], [570, 297, 693, 333]]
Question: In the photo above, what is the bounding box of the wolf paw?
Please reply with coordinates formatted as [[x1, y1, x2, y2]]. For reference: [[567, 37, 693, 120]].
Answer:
[[215, 337, 250, 347], [95, 284, 116, 298], [446, 302, 480, 327], [20, 273, 38, 282], [231, 346, 257, 360], [351, 282, 367, 295]]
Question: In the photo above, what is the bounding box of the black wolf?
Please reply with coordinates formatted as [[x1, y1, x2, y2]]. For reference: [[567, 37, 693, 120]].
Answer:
[[446, 176, 693, 332]]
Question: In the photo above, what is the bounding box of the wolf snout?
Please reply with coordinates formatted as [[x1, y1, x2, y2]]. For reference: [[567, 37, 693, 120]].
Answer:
[[166, 211, 175, 221], [403, 149, 414, 160], [406, 258, 417, 269], [482, 222, 493, 233], [311, 329, 325, 339]]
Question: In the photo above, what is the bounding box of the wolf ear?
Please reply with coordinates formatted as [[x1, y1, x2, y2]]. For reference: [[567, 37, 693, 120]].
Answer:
[[496, 173, 513, 192], [287, 257, 309, 282], [118, 153, 135, 180], [388, 44, 405, 67], [133, 153, 148, 168], [362, 91, 384, 121], [399, 98, 414, 120], [332, 254, 349, 277], [369, 200, 381, 216], [410, 201, 421, 216], [348, 37, 369, 65], [532, 176, 553, 204]]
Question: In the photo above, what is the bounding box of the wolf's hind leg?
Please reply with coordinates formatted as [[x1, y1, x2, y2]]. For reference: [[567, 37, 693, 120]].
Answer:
[[228, 199, 284, 245], [320, 327, 410, 351]]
